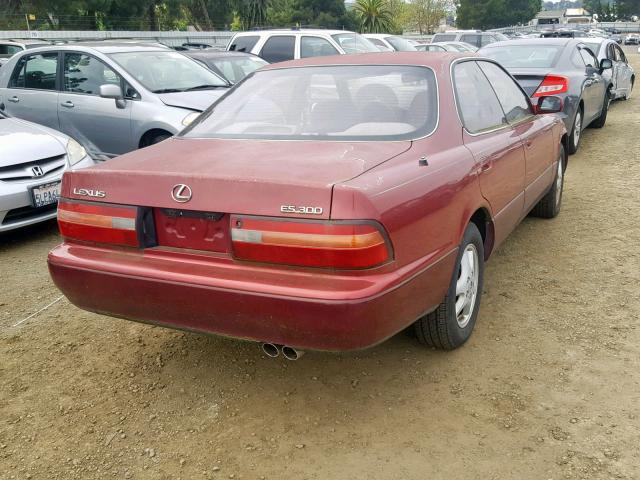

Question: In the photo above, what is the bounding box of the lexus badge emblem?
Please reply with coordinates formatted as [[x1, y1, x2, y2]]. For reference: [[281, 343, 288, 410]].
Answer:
[[171, 184, 192, 203]]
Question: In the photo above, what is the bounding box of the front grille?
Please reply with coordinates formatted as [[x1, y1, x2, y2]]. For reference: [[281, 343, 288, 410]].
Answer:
[[2, 203, 58, 225], [0, 154, 66, 182]]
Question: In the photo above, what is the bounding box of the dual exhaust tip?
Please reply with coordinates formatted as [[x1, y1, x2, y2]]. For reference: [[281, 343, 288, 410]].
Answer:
[[261, 343, 305, 361]]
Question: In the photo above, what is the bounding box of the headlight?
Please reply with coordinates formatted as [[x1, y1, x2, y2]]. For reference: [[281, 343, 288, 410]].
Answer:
[[182, 112, 201, 126], [66, 138, 87, 166]]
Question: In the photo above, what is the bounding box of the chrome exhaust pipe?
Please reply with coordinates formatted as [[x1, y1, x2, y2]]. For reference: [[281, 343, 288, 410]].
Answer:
[[261, 343, 280, 358], [281, 346, 305, 361]]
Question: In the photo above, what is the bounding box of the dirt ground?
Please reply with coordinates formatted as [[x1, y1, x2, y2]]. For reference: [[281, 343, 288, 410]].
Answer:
[[2, 49, 640, 480]]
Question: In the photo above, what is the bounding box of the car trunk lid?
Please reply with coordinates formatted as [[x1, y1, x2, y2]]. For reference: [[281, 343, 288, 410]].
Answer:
[[61, 137, 411, 252], [509, 70, 549, 97]]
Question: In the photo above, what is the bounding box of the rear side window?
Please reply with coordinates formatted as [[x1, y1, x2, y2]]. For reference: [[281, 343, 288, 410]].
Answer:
[[229, 35, 259, 53], [453, 61, 507, 134], [64, 53, 120, 95], [477, 61, 532, 124], [300, 36, 339, 58], [10, 52, 58, 90], [260, 36, 295, 63]]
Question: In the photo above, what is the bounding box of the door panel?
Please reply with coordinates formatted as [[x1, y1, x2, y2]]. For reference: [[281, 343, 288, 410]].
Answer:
[[58, 52, 133, 157], [464, 129, 526, 247], [453, 60, 526, 247], [1, 52, 60, 130], [515, 116, 555, 211]]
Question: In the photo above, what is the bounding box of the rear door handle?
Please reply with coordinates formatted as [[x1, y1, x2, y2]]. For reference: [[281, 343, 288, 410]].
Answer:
[[8, 96, 19, 103], [525, 139, 533, 148], [60, 101, 74, 108], [480, 161, 492, 172]]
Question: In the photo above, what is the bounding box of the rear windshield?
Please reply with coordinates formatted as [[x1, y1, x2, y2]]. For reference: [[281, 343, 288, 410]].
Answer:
[[330, 33, 379, 53], [386, 36, 417, 51], [480, 45, 563, 68], [432, 34, 456, 42], [182, 65, 438, 141]]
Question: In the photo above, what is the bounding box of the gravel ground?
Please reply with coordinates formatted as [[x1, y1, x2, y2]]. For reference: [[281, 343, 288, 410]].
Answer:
[[1, 49, 639, 480]]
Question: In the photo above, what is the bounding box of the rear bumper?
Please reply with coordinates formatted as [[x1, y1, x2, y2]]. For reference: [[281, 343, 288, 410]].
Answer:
[[48, 243, 456, 351]]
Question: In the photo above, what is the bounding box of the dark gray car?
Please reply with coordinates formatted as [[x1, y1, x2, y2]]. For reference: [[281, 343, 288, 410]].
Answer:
[[184, 51, 268, 84], [479, 39, 611, 154]]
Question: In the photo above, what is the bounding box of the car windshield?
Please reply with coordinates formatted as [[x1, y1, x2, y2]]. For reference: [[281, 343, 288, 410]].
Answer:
[[182, 65, 438, 141], [331, 33, 379, 53], [210, 56, 268, 84], [386, 36, 417, 51], [110, 51, 228, 93], [480, 45, 563, 68]]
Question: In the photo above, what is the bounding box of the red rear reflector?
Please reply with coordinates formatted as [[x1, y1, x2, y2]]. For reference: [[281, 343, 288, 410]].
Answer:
[[532, 75, 569, 97], [58, 199, 139, 247], [231, 215, 392, 269]]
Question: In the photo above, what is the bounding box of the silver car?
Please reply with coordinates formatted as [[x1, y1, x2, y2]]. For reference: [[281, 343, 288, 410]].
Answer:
[[0, 43, 230, 159], [580, 38, 634, 100], [0, 110, 94, 232]]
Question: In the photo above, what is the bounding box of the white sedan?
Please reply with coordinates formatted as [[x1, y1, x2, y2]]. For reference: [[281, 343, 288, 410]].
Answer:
[[0, 110, 95, 232]]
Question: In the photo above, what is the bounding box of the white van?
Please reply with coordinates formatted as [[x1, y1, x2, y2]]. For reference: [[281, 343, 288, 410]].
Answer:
[[227, 29, 379, 63]]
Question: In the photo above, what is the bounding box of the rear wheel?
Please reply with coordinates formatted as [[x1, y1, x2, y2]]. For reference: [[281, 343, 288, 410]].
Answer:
[[414, 223, 484, 350], [567, 107, 582, 154], [590, 90, 610, 129], [530, 145, 565, 219]]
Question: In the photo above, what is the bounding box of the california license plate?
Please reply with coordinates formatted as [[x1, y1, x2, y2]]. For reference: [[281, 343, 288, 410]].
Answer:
[[30, 181, 61, 208]]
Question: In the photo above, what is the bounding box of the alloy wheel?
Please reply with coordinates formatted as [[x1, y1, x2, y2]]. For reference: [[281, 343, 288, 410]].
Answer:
[[455, 244, 479, 328]]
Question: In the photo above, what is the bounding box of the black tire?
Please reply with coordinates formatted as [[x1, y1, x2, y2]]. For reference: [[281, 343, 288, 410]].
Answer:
[[589, 90, 610, 129], [530, 145, 565, 219], [149, 133, 171, 145], [567, 107, 582, 155], [414, 223, 484, 350]]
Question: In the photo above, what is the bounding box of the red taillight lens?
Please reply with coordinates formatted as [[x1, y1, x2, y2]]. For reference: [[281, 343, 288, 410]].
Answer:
[[532, 75, 569, 97], [58, 199, 139, 247], [231, 215, 392, 269]]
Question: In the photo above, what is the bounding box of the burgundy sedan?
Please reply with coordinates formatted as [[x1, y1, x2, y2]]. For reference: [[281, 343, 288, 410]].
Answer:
[[48, 53, 567, 357]]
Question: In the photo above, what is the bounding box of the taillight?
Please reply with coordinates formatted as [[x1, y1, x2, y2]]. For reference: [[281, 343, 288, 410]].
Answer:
[[231, 215, 392, 269], [532, 75, 569, 97], [58, 199, 139, 247]]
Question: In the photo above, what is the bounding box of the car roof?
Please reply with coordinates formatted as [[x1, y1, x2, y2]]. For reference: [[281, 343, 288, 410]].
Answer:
[[364, 34, 395, 39], [233, 29, 354, 36], [186, 50, 261, 59], [480, 38, 573, 48], [261, 51, 469, 70], [15, 42, 171, 54]]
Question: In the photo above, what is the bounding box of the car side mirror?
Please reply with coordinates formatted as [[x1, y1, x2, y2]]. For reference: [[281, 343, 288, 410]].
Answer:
[[99, 84, 126, 109], [599, 58, 612, 71], [536, 95, 563, 114]]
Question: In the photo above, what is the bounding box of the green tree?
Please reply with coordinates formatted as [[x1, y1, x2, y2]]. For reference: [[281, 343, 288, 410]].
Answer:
[[456, 0, 540, 29], [354, 0, 394, 32]]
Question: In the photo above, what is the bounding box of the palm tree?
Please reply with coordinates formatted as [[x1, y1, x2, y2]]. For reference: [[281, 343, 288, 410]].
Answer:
[[354, 0, 394, 33]]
